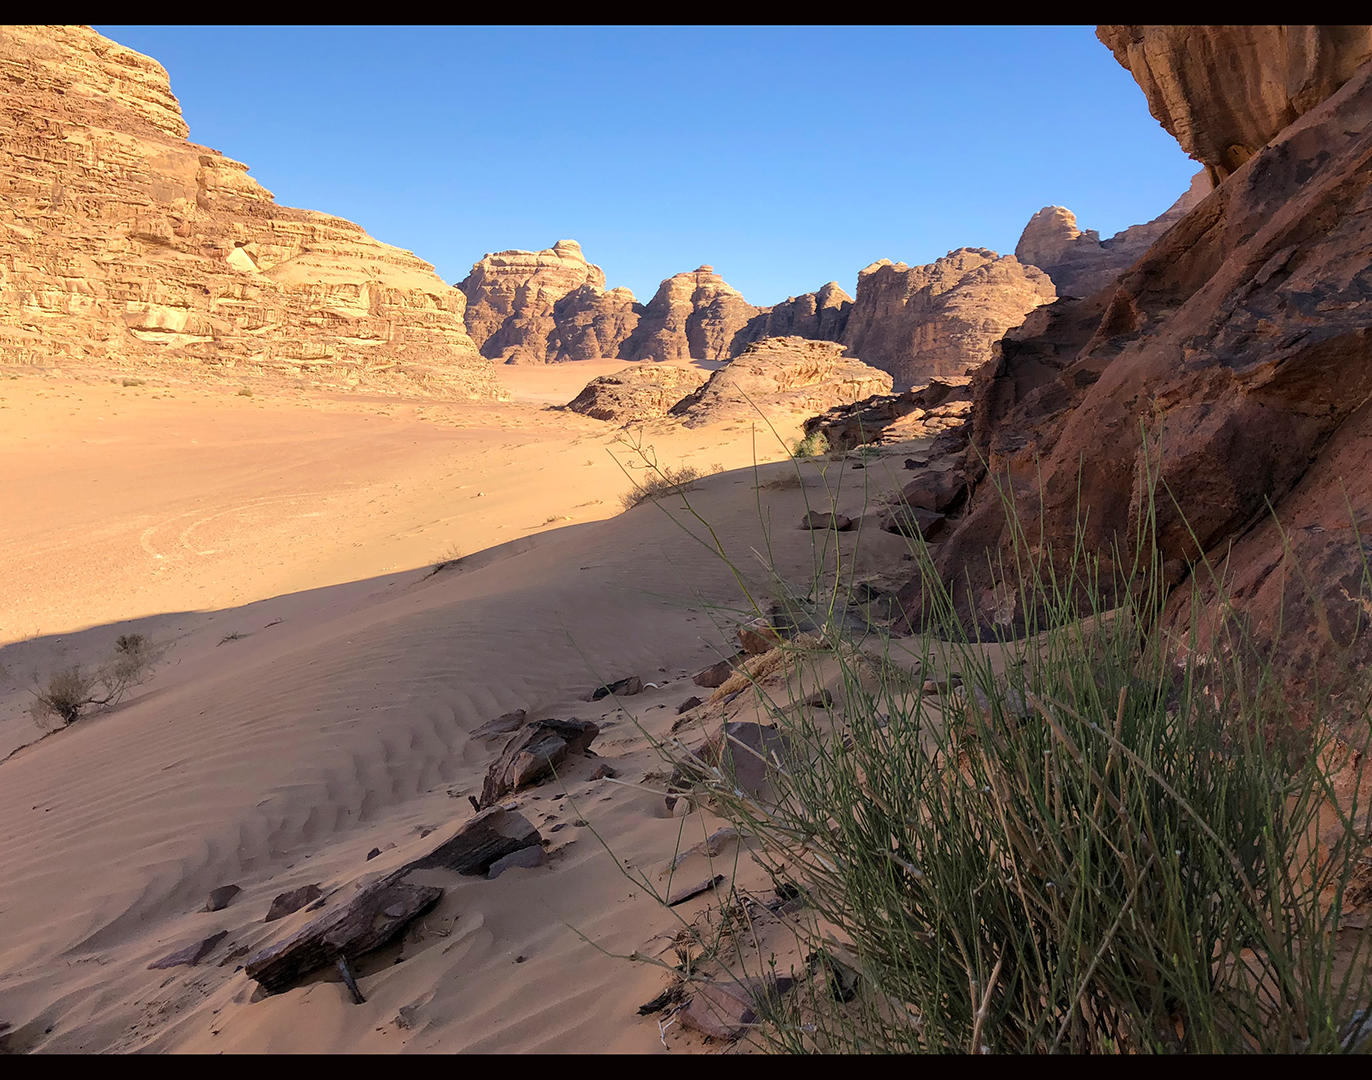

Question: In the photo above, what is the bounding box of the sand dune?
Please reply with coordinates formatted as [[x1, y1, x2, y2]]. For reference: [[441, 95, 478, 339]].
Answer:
[[0, 363, 923, 1053]]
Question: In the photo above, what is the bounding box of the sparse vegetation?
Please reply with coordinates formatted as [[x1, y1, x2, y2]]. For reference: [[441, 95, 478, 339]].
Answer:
[[120, 377, 144, 388], [790, 430, 829, 459], [620, 465, 704, 511], [424, 542, 465, 578], [237, 385, 253, 397], [29, 633, 159, 728]]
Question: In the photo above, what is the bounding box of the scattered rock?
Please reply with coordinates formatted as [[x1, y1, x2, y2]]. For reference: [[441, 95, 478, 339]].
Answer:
[[678, 975, 796, 1040], [676, 696, 703, 714], [407, 806, 543, 876], [149, 930, 229, 970], [883, 505, 947, 540], [737, 621, 782, 655], [697, 720, 793, 796], [899, 469, 967, 513], [265, 884, 324, 923], [486, 845, 548, 879], [666, 874, 725, 907], [800, 510, 853, 531], [905, 457, 929, 469], [245, 880, 441, 994], [693, 654, 746, 688], [590, 762, 618, 780], [671, 797, 692, 818], [668, 827, 739, 872], [205, 884, 241, 912], [478, 718, 599, 807], [802, 689, 833, 709], [366, 848, 382, 861], [587, 676, 643, 701], [471, 709, 528, 739]]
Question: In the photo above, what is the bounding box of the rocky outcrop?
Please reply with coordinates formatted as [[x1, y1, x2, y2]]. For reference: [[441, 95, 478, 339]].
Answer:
[[735, 282, 853, 348], [838, 249, 1056, 390], [565, 363, 705, 422], [1097, 25, 1372, 181], [898, 35, 1372, 721], [1015, 171, 1211, 298], [801, 376, 973, 451], [672, 337, 891, 427], [0, 26, 501, 398], [623, 266, 759, 363], [458, 240, 643, 363]]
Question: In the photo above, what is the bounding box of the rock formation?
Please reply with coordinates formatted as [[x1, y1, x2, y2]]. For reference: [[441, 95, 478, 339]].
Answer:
[[897, 28, 1372, 721], [1097, 25, 1372, 182], [0, 25, 501, 398], [838, 249, 1056, 390], [671, 337, 891, 428], [565, 363, 705, 422], [622, 266, 759, 363], [458, 240, 643, 364], [735, 281, 853, 348], [1015, 171, 1211, 298]]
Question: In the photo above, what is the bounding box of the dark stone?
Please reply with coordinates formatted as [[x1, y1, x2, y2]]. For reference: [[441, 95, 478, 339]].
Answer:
[[471, 709, 527, 738], [586, 676, 643, 701], [882, 504, 947, 540], [666, 874, 725, 907], [800, 510, 853, 531], [693, 654, 745, 688], [478, 718, 599, 807], [802, 689, 833, 708], [676, 695, 703, 714], [698, 720, 793, 796], [899, 468, 967, 512], [407, 806, 542, 876], [205, 884, 241, 912], [486, 845, 547, 878], [679, 974, 797, 1040], [149, 930, 229, 970], [265, 884, 324, 922], [590, 762, 618, 780], [366, 848, 381, 861], [904, 457, 929, 469]]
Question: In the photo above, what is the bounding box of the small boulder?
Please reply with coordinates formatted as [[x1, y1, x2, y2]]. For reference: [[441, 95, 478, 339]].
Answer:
[[904, 457, 929, 470], [801, 510, 853, 531], [698, 720, 792, 796], [408, 806, 543, 876], [366, 848, 381, 861], [899, 469, 966, 512], [882, 505, 946, 540], [265, 884, 324, 923], [479, 718, 600, 807], [590, 762, 618, 780], [693, 654, 745, 688], [205, 884, 241, 912], [586, 676, 643, 701], [802, 689, 833, 709], [679, 975, 796, 1040], [737, 621, 782, 655], [676, 695, 703, 714]]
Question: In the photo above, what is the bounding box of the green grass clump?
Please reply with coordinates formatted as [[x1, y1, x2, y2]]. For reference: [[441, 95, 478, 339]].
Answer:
[[791, 431, 830, 459]]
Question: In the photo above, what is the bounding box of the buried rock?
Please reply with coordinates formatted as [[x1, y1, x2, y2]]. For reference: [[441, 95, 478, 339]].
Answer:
[[679, 975, 797, 1041], [586, 676, 642, 701], [205, 884, 241, 912], [690, 721, 793, 797], [900, 468, 967, 513], [244, 880, 442, 994], [882, 504, 947, 540], [800, 510, 853, 532], [676, 695, 703, 714], [487, 844, 548, 879], [265, 884, 324, 923], [478, 719, 600, 807], [470, 709, 528, 738], [407, 806, 543, 876], [149, 930, 229, 970]]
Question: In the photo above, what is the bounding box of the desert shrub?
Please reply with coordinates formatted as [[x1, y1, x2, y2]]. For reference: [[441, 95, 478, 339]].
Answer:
[[30, 634, 159, 729], [237, 385, 253, 397], [790, 431, 830, 459], [620, 464, 704, 511], [121, 377, 144, 387], [641, 456, 1371, 1054]]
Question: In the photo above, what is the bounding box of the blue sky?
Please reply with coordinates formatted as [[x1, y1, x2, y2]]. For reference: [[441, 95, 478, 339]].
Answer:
[[94, 25, 1196, 307]]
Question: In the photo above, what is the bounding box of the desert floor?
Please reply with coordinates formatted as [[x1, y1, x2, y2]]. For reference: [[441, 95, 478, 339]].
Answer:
[[0, 361, 925, 1053]]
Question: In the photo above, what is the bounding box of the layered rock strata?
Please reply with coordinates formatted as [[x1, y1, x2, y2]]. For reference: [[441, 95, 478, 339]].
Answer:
[[671, 337, 891, 428], [898, 32, 1372, 720], [565, 363, 705, 422], [622, 266, 759, 363], [0, 25, 501, 398]]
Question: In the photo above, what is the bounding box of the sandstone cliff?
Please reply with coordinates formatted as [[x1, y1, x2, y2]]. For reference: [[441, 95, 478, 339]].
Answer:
[[622, 265, 759, 363], [671, 337, 891, 428], [735, 281, 853, 348], [899, 28, 1372, 720], [1097, 25, 1372, 181], [0, 25, 501, 398], [565, 363, 704, 422], [1015, 170, 1210, 298], [838, 248, 1056, 390]]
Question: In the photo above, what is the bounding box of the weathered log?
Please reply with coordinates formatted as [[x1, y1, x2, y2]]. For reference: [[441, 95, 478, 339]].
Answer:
[[406, 806, 542, 876], [244, 880, 441, 993], [478, 719, 599, 807]]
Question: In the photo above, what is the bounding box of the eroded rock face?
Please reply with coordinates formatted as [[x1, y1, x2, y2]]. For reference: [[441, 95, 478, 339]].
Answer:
[[623, 266, 759, 362], [735, 281, 853, 349], [900, 45, 1372, 720], [1015, 171, 1211, 298], [0, 25, 501, 398], [458, 240, 642, 363], [839, 249, 1056, 390], [565, 363, 705, 422], [672, 337, 891, 427], [1097, 25, 1372, 180]]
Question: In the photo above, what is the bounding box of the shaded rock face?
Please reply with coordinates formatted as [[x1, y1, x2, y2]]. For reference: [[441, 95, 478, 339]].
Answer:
[[839, 249, 1056, 390], [0, 26, 501, 399], [735, 281, 853, 349], [672, 337, 891, 427], [802, 376, 973, 451], [623, 266, 759, 363], [899, 45, 1372, 720], [565, 363, 705, 422], [458, 240, 644, 363], [1097, 25, 1372, 181], [1015, 171, 1211, 298]]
